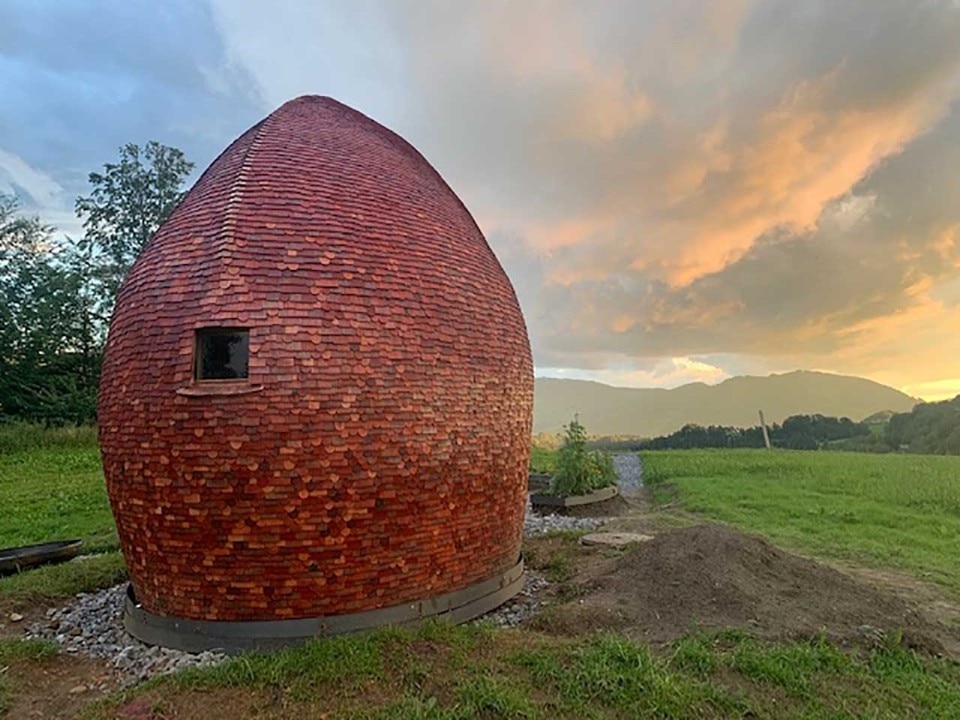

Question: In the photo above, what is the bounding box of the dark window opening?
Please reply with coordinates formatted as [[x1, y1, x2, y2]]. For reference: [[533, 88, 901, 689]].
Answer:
[[195, 328, 249, 381]]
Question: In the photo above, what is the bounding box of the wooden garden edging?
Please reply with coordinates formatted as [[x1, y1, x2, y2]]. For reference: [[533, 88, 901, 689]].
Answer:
[[529, 484, 619, 508]]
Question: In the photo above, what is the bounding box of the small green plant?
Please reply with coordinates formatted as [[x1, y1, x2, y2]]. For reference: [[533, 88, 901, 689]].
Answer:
[[550, 416, 617, 496]]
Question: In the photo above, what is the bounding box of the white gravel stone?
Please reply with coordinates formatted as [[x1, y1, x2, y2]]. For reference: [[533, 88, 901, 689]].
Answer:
[[523, 498, 607, 537], [479, 571, 549, 628], [26, 584, 225, 684]]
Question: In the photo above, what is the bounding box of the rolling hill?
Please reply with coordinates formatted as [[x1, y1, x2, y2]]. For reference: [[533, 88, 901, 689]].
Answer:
[[533, 371, 917, 437]]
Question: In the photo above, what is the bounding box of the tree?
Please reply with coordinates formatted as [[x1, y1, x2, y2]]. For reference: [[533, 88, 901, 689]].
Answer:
[[637, 413, 869, 451], [0, 193, 100, 423], [75, 141, 193, 300], [886, 396, 960, 455], [0, 141, 193, 426]]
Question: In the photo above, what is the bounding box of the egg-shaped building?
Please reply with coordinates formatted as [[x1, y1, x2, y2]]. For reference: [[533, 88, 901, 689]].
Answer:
[[98, 96, 533, 651]]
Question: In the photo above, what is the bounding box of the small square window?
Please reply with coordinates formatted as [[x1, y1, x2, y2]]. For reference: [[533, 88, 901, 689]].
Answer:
[[194, 328, 249, 381]]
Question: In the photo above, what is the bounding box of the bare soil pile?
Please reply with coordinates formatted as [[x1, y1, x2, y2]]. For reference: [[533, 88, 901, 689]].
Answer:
[[542, 524, 945, 651]]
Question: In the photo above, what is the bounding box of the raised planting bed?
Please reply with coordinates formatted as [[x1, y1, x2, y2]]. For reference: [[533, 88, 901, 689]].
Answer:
[[0, 539, 83, 575], [529, 484, 619, 508]]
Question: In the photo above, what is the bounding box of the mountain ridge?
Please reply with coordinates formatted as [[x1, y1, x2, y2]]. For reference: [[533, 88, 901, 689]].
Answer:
[[533, 370, 918, 436]]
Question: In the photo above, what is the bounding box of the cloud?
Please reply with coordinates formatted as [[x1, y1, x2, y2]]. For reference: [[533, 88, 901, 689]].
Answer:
[[213, 0, 960, 399], [902, 379, 960, 402], [538, 357, 730, 389], [358, 0, 960, 396], [208, 1, 408, 123], [0, 149, 65, 207], [0, 0, 264, 228], [4, 0, 960, 399]]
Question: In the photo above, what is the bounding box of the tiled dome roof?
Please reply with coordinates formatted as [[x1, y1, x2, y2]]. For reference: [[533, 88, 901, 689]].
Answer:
[[99, 96, 533, 626]]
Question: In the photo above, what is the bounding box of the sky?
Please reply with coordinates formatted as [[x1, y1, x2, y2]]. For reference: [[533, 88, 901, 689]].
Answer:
[[2, 0, 960, 400]]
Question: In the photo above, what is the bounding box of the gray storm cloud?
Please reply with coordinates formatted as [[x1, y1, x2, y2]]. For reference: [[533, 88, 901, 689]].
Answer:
[[0, 0, 264, 215]]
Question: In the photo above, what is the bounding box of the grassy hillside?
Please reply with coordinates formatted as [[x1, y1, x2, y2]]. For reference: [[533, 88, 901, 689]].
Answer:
[[534, 370, 916, 436]]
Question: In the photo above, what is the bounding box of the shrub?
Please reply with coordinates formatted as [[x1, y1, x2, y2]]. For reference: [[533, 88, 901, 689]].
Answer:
[[550, 416, 617, 496]]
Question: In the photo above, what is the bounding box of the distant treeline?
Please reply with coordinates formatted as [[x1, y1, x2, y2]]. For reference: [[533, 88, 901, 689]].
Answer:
[[587, 396, 960, 455], [884, 395, 960, 455], [591, 414, 869, 452]]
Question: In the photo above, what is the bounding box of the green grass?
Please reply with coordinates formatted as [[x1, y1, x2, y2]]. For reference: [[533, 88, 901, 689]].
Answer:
[[85, 625, 960, 719], [0, 552, 127, 609], [0, 427, 122, 607], [0, 638, 58, 663], [0, 441, 116, 552], [1, 436, 957, 717], [643, 449, 960, 591], [523, 531, 589, 583], [0, 422, 97, 455]]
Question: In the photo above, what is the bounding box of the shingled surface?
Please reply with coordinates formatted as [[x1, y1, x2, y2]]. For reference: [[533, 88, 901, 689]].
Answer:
[[99, 96, 533, 622]]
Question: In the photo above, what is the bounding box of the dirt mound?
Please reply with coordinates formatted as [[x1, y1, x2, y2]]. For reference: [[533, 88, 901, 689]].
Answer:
[[539, 524, 945, 652]]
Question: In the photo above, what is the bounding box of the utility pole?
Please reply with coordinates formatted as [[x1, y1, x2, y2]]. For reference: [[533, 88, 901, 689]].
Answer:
[[758, 410, 772, 449]]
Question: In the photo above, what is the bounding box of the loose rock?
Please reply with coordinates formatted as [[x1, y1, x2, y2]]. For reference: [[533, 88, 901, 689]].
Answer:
[[26, 584, 225, 684], [481, 572, 549, 628], [612, 453, 643, 494], [523, 498, 607, 536]]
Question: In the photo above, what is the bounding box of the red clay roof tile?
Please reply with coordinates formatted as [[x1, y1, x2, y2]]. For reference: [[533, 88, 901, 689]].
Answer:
[[99, 96, 533, 622]]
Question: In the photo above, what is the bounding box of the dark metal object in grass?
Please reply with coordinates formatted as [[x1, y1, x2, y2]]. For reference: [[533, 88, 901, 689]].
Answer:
[[0, 539, 83, 575], [528, 473, 552, 493], [530, 485, 619, 508], [124, 555, 525, 653]]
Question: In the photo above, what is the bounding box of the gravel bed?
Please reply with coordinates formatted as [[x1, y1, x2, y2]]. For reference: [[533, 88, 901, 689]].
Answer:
[[480, 571, 549, 628], [523, 498, 607, 536], [26, 584, 224, 683]]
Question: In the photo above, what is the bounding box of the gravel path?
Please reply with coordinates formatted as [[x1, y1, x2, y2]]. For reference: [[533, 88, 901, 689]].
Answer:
[[27, 498, 608, 681], [612, 452, 644, 495]]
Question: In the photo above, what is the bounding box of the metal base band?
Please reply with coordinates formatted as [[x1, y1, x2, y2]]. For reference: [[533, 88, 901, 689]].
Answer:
[[123, 556, 525, 653]]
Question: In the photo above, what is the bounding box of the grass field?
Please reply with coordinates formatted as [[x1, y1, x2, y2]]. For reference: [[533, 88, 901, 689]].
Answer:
[[644, 449, 960, 591], [4, 432, 960, 717], [82, 623, 960, 719], [0, 443, 114, 551], [0, 428, 125, 608]]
